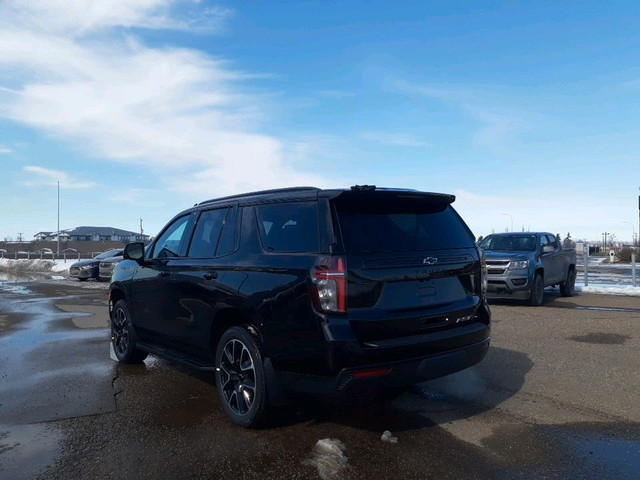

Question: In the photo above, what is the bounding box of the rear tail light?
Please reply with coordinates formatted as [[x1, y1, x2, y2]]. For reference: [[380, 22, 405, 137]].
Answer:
[[311, 255, 347, 313], [353, 368, 391, 379]]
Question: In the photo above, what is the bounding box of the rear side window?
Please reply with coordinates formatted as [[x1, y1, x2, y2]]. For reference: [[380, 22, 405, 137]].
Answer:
[[335, 200, 474, 252], [256, 202, 319, 253], [188, 208, 229, 258]]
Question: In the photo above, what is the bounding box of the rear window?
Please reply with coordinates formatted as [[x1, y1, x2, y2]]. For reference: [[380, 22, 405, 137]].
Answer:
[[256, 202, 319, 253], [335, 200, 474, 252]]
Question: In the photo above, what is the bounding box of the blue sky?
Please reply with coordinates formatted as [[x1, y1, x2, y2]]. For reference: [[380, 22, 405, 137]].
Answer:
[[1, 1, 639, 243]]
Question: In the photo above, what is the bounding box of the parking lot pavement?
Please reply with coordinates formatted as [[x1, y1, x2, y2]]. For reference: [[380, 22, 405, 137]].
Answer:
[[0, 279, 639, 480]]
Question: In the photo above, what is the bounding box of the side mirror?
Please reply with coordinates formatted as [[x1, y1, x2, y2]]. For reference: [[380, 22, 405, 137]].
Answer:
[[542, 245, 554, 254], [124, 242, 146, 264]]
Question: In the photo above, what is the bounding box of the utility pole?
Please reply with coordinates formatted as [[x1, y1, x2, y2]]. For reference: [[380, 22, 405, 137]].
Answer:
[[623, 221, 636, 247], [139, 218, 143, 236], [57, 181, 60, 257], [602, 232, 609, 249], [17, 233, 24, 242]]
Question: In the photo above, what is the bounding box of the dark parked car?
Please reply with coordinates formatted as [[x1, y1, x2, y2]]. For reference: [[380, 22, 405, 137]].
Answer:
[[99, 255, 124, 281], [108, 186, 491, 427], [69, 249, 123, 281]]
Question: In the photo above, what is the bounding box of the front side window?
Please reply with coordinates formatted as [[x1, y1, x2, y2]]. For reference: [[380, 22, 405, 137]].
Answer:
[[256, 202, 319, 253], [152, 215, 192, 259]]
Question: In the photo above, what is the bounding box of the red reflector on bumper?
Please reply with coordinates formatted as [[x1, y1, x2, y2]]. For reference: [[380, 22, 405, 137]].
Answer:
[[353, 368, 392, 379]]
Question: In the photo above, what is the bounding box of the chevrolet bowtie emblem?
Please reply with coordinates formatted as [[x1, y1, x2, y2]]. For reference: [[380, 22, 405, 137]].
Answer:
[[422, 257, 438, 265]]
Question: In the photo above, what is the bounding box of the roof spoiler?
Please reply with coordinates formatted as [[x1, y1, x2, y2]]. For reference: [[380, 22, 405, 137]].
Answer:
[[339, 186, 456, 205]]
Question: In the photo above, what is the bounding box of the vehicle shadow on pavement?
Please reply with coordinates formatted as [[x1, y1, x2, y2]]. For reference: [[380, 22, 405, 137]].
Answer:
[[271, 346, 533, 433]]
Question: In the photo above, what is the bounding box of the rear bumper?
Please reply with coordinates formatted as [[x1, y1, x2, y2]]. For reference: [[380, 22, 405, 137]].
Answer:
[[277, 337, 490, 397]]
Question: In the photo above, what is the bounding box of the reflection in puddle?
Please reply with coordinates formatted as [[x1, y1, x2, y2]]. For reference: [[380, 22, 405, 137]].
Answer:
[[0, 423, 61, 479]]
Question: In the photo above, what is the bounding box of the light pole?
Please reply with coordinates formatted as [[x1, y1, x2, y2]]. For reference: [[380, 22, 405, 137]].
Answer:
[[57, 181, 60, 257], [623, 221, 636, 246], [502, 213, 513, 233]]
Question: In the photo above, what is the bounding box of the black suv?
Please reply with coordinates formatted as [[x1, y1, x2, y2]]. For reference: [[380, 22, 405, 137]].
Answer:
[[109, 186, 491, 427]]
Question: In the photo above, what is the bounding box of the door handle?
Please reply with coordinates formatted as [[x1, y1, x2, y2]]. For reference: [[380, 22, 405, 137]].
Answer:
[[159, 271, 170, 278], [203, 272, 218, 281]]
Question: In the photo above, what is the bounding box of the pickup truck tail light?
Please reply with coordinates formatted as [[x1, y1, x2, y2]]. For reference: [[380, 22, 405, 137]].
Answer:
[[480, 253, 488, 295]]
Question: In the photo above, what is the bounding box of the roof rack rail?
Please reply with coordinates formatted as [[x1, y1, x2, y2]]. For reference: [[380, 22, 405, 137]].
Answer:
[[195, 186, 320, 206], [350, 185, 376, 191]]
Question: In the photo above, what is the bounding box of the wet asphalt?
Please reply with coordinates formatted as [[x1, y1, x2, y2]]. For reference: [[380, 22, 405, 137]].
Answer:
[[0, 276, 639, 480]]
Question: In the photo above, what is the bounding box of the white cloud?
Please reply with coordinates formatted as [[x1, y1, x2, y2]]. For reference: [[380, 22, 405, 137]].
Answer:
[[360, 132, 430, 148], [0, 144, 11, 154], [0, 0, 231, 36], [23, 165, 96, 190], [109, 188, 165, 207], [0, 1, 334, 202], [393, 81, 530, 155]]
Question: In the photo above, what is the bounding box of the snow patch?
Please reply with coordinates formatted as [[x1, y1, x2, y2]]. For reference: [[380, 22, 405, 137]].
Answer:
[[576, 284, 640, 297], [0, 283, 32, 295], [303, 439, 348, 480]]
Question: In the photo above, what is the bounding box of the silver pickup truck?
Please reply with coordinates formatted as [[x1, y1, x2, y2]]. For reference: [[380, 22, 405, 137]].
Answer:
[[479, 232, 577, 306]]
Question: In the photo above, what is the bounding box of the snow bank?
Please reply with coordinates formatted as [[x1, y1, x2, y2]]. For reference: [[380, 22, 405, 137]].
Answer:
[[0, 258, 69, 274]]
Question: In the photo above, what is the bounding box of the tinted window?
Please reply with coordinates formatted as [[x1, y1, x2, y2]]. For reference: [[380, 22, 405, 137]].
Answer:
[[335, 201, 474, 252], [152, 215, 191, 259], [256, 202, 319, 253], [188, 208, 229, 258], [216, 207, 237, 256], [480, 235, 537, 252]]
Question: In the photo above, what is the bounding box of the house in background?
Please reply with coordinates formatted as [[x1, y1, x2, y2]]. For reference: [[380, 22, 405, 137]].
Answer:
[[33, 227, 150, 243]]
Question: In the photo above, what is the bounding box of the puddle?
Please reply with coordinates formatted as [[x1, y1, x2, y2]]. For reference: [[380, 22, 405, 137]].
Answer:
[[569, 333, 631, 345], [482, 422, 640, 479], [0, 423, 61, 480], [546, 425, 640, 479]]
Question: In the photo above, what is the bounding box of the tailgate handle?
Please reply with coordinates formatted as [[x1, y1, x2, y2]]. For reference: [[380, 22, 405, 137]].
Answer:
[[203, 272, 218, 281]]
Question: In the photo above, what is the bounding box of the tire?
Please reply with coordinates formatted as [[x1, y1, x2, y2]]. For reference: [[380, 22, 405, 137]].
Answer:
[[78, 278, 87, 282], [215, 326, 268, 428], [111, 300, 148, 364], [560, 268, 576, 297], [529, 273, 544, 306]]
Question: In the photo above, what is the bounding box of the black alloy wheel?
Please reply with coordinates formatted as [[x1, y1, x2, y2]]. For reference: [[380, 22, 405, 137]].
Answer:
[[215, 326, 268, 427], [220, 339, 256, 415], [110, 300, 148, 363]]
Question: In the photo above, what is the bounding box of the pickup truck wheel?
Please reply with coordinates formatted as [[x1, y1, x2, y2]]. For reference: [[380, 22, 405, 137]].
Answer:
[[529, 273, 544, 306], [215, 326, 268, 428], [111, 300, 148, 363], [560, 268, 576, 297]]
